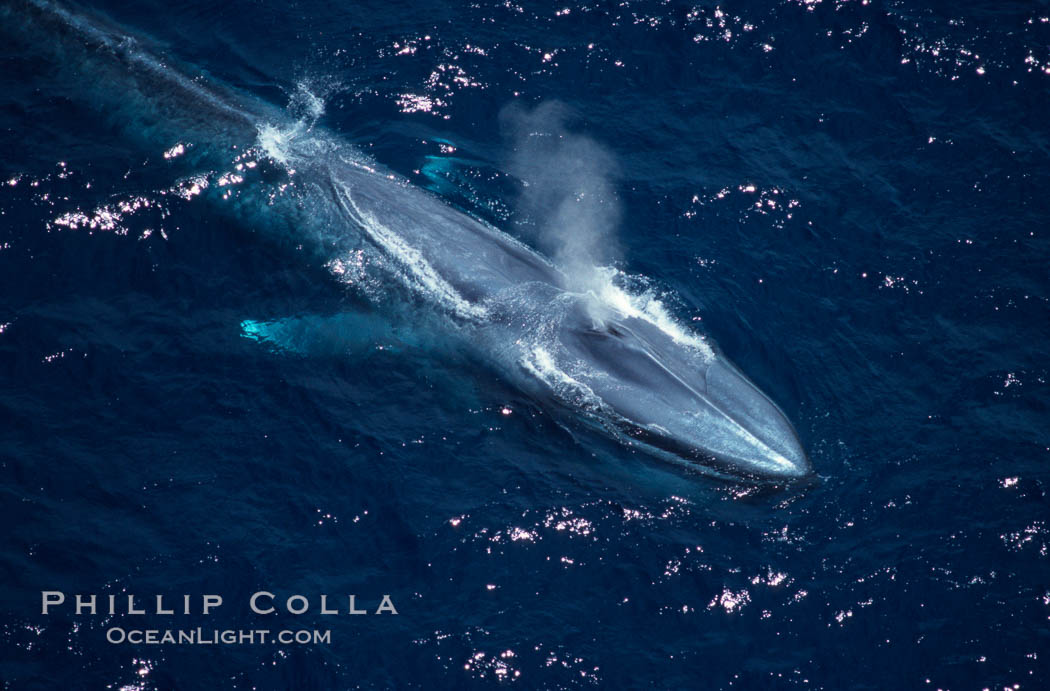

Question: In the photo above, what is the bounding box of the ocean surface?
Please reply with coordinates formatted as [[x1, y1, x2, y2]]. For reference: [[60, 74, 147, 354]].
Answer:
[[1, 0, 1048, 688]]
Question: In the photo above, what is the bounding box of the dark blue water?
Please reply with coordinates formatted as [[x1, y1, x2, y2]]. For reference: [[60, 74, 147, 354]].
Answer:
[[2, 0, 1048, 688]]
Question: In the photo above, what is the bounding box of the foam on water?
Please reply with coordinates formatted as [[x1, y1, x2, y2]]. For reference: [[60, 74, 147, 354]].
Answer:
[[586, 265, 713, 359], [256, 122, 301, 168], [256, 83, 332, 167]]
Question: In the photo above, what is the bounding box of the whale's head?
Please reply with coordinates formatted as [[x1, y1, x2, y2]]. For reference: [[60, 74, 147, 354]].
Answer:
[[543, 301, 810, 482]]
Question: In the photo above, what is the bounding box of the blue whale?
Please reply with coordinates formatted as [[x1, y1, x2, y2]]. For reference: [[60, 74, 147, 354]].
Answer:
[[8, 0, 811, 481]]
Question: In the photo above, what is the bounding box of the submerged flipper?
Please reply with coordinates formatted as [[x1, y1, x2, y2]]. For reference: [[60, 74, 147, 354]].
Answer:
[[418, 147, 511, 223], [240, 311, 416, 357]]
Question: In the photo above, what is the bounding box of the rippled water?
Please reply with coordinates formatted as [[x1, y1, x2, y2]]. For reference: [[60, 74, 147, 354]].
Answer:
[[1, 0, 1048, 688]]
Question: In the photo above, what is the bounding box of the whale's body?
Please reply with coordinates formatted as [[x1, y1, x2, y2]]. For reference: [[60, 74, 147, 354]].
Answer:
[[330, 160, 811, 480], [7, 0, 811, 481]]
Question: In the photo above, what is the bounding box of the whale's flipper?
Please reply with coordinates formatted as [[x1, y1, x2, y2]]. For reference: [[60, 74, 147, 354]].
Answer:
[[239, 311, 493, 415], [240, 311, 416, 357], [419, 151, 510, 223]]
